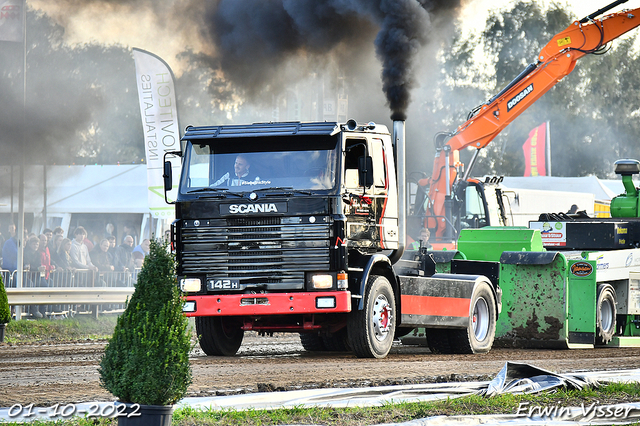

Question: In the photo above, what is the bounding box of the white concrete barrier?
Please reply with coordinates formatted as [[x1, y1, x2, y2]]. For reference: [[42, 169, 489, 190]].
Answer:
[[6, 287, 135, 305]]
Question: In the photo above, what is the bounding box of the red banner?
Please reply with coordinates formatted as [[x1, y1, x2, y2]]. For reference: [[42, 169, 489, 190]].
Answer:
[[522, 122, 546, 176]]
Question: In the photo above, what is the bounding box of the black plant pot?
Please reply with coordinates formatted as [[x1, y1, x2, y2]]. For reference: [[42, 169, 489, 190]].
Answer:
[[0, 323, 6, 343], [117, 403, 174, 426]]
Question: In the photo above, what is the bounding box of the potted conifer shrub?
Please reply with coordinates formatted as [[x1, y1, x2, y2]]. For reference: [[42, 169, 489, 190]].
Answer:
[[0, 273, 10, 342], [99, 239, 192, 425]]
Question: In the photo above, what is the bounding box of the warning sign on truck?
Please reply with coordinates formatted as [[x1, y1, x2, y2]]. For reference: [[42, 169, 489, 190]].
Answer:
[[529, 221, 566, 246]]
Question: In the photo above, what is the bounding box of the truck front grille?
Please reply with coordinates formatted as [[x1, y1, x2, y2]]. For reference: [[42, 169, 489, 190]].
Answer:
[[180, 217, 331, 289]]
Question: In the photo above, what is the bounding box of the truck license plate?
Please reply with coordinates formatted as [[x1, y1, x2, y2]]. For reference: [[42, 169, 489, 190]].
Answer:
[[208, 278, 240, 290]]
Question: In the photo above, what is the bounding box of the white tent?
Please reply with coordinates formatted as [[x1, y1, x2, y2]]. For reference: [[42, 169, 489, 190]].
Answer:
[[500, 176, 619, 201], [0, 164, 149, 215]]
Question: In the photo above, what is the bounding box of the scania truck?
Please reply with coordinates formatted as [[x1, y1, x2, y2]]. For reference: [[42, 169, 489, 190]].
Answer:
[[164, 120, 501, 358]]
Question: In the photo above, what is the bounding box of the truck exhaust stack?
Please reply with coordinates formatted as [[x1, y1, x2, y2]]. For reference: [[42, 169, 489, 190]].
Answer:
[[390, 119, 406, 264]]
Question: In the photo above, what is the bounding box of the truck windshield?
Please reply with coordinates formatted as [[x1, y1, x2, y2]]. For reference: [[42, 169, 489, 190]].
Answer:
[[180, 138, 338, 193]]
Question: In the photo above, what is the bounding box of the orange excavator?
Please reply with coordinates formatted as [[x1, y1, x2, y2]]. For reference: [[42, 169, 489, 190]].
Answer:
[[415, 0, 640, 244]]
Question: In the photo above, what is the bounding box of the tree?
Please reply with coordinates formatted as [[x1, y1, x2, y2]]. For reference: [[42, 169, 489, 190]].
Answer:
[[99, 239, 192, 406], [0, 8, 144, 166], [427, 1, 640, 178]]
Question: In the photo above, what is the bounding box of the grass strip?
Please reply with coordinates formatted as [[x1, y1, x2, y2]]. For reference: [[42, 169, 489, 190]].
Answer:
[[3, 315, 117, 344], [12, 382, 640, 426]]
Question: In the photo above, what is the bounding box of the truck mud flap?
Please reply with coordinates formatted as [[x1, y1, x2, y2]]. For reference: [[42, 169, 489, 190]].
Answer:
[[451, 259, 500, 288], [399, 274, 487, 328]]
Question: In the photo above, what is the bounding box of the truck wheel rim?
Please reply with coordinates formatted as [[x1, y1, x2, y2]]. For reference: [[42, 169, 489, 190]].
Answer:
[[373, 294, 392, 342], [601, 298, 613, 332], [472, 297, 489, 341]]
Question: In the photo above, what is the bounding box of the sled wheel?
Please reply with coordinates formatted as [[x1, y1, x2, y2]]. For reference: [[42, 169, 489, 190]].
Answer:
[[348, 275, 396, 358], [195, 316, 244, 356], [299, 332, 326, 352], [596, 284, 616, 345], [426, 328, 453, 354], [449, 281, 496, 354]]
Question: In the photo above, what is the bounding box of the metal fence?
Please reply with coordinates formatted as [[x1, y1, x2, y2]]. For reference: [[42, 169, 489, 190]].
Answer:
[[1, 269, 140, 319]]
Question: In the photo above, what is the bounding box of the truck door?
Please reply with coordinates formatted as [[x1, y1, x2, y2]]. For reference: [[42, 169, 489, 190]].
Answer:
[[343, 137, 393, 252]]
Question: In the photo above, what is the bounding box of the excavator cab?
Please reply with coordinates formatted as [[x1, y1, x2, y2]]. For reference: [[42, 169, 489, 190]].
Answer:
[[409, 177, 494, 247], [455, 180, 491, 231]]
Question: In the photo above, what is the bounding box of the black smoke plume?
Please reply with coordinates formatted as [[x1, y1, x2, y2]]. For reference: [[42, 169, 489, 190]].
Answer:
[[204, 0, 462, 120], [376, 0, 461, 120]]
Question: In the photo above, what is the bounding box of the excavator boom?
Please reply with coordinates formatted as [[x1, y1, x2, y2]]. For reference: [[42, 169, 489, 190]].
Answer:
[[424, 0, 640, 240]]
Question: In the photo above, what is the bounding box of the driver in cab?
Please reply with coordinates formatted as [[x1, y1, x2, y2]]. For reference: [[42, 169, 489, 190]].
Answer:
[[212, 154, 261, 187]]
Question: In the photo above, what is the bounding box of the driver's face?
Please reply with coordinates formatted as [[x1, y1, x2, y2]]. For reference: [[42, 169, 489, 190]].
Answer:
[[234, 157, 249, 177]]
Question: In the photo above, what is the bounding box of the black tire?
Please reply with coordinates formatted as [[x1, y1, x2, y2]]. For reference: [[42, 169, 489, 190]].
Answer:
[[425, 328, 453, 354], [195, 316, 244, 356], [299, 332, 326, 352], [449, 281, 496, 354], [322, 328, 350, 352], [596, 284, 617, 345], [347, 275, 396, 359]]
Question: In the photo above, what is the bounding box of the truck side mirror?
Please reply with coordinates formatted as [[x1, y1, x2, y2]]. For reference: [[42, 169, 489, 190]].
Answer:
[[163, 161, 173, 192], [358, 156, 374, 188]]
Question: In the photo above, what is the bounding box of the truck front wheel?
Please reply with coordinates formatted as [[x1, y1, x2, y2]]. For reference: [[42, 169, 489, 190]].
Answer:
[[196, 316, 244, 356], [596, 284, 616, 345], [347, 275, 396, 359], [449, 281, 496, 354]]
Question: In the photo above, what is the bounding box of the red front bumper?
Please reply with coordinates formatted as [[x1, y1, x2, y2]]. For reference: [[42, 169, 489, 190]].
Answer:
[[184, 291, 352, 317]]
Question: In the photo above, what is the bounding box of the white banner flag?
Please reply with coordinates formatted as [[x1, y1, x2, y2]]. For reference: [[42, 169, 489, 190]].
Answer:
[[0, 0, 23, 42], [132, 48, 181, 219]]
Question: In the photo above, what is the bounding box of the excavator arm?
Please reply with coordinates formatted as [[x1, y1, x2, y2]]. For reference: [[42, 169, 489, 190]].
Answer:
[[422, 0, 640, 240]]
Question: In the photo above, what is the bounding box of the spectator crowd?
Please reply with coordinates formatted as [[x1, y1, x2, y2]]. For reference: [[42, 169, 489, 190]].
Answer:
[[0, 223, 152, 319]]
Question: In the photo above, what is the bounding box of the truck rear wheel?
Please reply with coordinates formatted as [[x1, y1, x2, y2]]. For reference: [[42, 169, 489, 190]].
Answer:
[[299, 333, 326, 351], [347, 275, 396, 359], [195, 316, 244, 356], [596, 284, 616, 345], [299, 329, 350, 352], [322, 328, 350, 352], [449, 281, 496, 354]]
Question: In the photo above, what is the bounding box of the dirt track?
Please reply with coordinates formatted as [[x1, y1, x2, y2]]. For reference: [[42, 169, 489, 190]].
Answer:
[[2, 333, 640, 407]]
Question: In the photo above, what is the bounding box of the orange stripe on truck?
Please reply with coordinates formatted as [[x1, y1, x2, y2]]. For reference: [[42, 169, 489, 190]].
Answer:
[[401, 294, 470, 317]]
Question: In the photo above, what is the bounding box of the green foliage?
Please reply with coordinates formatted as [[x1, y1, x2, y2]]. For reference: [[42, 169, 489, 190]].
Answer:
[[0, 10, 235, 167], [6, 315, 116, 343], [99, 239, 192, 406], [0, 272, 10, 324], [425, 1, 640, 178], [0, 9, 144, 166]]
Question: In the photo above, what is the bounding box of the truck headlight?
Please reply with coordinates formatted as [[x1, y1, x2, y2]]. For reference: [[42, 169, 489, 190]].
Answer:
[[180, 278, 202, 292], [311, 274, 333, 289]]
